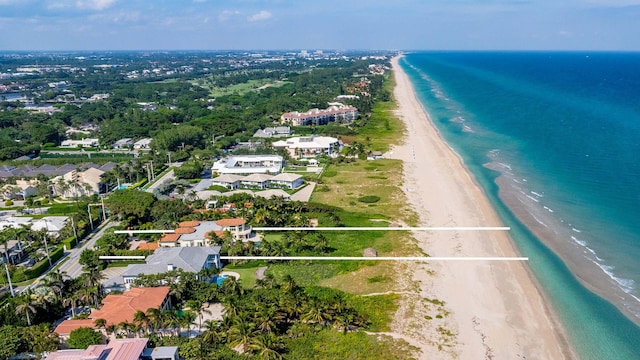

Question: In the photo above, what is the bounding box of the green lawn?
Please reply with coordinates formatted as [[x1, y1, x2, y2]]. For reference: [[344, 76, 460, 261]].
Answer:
[[192, 78, 291, 97]]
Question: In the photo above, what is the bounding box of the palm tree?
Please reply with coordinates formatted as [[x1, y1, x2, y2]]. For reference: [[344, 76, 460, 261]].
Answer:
[[202, 319, 225, 343], [63, 293, 80, 318], [146, 307, 163, 335], [15, 294, 38, 326], [227, 318, 258, 354], [248, 333, 284, 359], [118, 321, 132, 338], [302, 299, 332, 326], [179, 310, 197, 337], [75, 287, 94, 307], [220, 276, 244, 296], [133, 310, 149, 335], [41, 270, 68, 301], [162, 310, 180, 337], [253, 305, 283, 333], [94, 318, 107, 333], [0, 228, 14, 264]]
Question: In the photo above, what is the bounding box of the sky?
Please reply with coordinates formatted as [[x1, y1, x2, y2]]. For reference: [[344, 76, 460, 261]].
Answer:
[[0, 0, 639, 51]]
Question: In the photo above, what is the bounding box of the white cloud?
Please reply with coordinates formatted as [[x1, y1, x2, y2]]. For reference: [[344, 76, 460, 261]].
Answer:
[[247, 10, 272, 22], [219, 9, 240, 22], [76, 0, 116, 11]]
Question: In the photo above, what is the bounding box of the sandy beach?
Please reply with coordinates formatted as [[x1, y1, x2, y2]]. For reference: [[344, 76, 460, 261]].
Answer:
[[388, 55, 575, 359]]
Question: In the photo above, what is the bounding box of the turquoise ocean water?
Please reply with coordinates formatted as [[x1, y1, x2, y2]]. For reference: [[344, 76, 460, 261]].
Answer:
[[400, 52, 640, 359]]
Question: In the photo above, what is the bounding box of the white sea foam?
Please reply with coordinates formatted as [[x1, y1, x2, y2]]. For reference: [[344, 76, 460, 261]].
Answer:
[[571, 235, 587, 246], [498, 162, 512, 171], [593, 261, 636, 291], [543, 206, 554, 213], [531, 191, 544, 198], [531, 214, 547, 227], [462, 125, 474, 133], [572, 228, 582, 233], [525, 195, 540, 203]]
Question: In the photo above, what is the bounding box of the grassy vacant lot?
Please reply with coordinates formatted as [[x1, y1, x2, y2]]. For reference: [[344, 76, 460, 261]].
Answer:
[[312, 159, 415, 223], [285, 328, 417, 360]]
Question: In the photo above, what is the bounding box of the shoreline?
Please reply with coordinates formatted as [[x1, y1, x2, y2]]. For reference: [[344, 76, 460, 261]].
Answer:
[[388, 55, 575, 359], [491, 168, 640, 327]]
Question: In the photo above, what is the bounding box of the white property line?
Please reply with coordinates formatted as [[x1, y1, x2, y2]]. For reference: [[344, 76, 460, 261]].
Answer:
[[220, 256, 528, 261], [99, 256, 146, 260], [114, 230, 175, 234], [253, 227, 510, 231]]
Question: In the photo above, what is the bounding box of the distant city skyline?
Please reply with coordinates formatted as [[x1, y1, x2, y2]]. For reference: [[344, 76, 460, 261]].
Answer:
[[0, 0, 638, 51]]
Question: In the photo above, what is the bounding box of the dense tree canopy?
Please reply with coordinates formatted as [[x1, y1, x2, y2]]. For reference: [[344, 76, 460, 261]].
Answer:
[[67, 327, 103, 349]]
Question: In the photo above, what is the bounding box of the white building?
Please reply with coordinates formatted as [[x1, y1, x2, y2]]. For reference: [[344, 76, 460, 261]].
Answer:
[[60, 138, 99, 148], [272, 136, 340, 158], [113, 138, 134, 149], [280, 105, 358, 126], [133, 138, 153, 150], [52, 167, 105, 199], [211, 154, 284, 175]]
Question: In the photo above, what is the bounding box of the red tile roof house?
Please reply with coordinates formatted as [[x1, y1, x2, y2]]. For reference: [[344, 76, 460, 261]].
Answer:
[[54, 287, 171, 341], [158, 219, 256, 248], [45, 338, 179, 360]]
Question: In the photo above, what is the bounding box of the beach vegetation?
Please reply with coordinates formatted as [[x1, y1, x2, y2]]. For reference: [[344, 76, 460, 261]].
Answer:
[[357, 195, 380, 203]]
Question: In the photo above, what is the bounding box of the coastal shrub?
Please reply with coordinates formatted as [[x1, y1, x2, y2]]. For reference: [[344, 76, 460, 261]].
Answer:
[[357, 195, 380, 203], [323, 169, 338, 177], [367, 275, 391, 283], [207, 185, 230, 192], [4, 200, 13, 206]]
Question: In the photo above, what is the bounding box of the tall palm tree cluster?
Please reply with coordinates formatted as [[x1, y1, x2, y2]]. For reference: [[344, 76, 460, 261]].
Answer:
[[198, 274, 367, 359], [131, 269, 368, 359]]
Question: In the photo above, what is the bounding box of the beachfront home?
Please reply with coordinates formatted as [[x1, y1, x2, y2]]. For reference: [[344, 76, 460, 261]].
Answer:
[[45, 338, 179, 360], [211, 154, 284, 175], [158, 219, 256, 248], [121, 246, 221, 287], [54, 287, 171, 340], [272, 136, 340, 158]]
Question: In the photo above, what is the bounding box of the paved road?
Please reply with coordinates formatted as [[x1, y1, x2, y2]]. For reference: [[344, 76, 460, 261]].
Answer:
[[291, 182, 316, 202], [20, 219, 117, 293]]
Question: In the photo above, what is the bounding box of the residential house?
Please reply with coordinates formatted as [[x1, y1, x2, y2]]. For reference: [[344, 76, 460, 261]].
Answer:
[[158, 219, 256, 248], [114, 138, 134, 149], [134, 138, 153, 150], [45, 338, 178, 360], [30, 216, 69, 237], [60, 138, 99, 148], [240, 173, 273, 189], [269, 172, 304, 189], [272, 136, 340, 158], [121, 246, 221, 286], [211, 154, 284, 175], [54, 287, 171, 339], [210, 174, 243, 189], [0, 179, 38, 200]]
